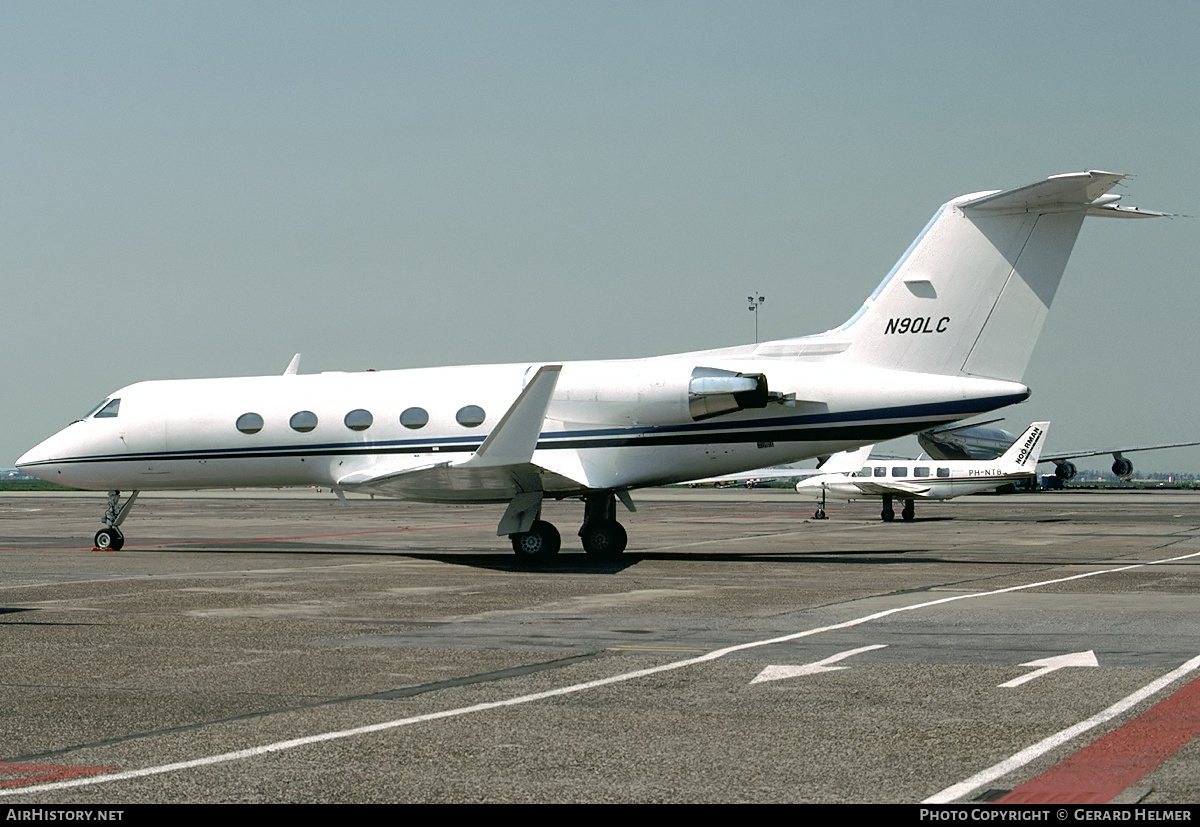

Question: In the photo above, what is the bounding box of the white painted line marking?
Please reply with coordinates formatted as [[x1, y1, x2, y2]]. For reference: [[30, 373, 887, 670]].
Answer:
[[752, 644, 887, 683], [6, 547, 1200, 797], [924, 653, 1200, 804], [998, 650, 1099, 688]]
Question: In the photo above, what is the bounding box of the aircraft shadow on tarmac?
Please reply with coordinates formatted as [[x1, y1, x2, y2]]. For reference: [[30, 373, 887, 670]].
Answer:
[[392, 548, 1066, 572], [101, 541, 1065, 574]]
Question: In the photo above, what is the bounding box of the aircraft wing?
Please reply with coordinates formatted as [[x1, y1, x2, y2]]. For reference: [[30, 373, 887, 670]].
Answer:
[[337, 365, 587, 502], [680, 445, 872, 486], [794, 475, 932, 497], [681, 466, 825, 486], [340, 460, 585, 503], [1041, 441, 1200, 464], [849, 481, 933, 497]]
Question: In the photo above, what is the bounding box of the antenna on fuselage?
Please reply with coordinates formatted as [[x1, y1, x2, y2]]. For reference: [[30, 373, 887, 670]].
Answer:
[[283, 353, 302, 376]]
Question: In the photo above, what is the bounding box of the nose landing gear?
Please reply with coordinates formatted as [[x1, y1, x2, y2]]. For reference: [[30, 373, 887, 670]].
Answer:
[[94, 490, 139, 551]]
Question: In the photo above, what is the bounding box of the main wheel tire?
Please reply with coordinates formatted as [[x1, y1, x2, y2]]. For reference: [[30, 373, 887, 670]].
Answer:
[[881, 509, 895, 522], [510, 520, 561, 561], [901, 506, 915, 522], [581, 519, 627, 559], [94, 527, 124, 551]]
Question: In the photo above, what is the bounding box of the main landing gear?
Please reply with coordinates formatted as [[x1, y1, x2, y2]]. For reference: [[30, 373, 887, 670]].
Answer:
[[510, 520, 561, 560], [879, 494, 915, 523], [94, 490, 139, 551], [507, 491, 630, 563]]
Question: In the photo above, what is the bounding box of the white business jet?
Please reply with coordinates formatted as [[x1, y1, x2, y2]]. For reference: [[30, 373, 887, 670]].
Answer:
[[17, 172, 1162, 560], [796, 422, 1049, 522]]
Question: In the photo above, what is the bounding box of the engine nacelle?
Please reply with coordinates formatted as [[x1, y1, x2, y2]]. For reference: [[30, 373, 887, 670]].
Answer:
[[1055, 460, 1078, 481], [1111, 457, 1134, 478], [548, 362, 772, 426], [688, 367, 769, 421]]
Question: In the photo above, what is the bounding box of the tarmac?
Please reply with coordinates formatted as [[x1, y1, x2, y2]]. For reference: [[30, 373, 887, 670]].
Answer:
[[1, 487, 1198, 803]]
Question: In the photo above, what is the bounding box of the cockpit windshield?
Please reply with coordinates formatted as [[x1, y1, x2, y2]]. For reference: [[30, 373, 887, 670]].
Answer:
[[79, 399, 110, 420], [80, 398, 121, 420]]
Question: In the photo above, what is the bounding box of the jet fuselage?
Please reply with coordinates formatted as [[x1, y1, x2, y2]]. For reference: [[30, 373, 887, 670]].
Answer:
[[20, 356, 1028, 500]]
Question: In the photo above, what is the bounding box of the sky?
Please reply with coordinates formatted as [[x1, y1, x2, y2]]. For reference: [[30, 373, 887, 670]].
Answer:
[[3, 1, 1199, 474]]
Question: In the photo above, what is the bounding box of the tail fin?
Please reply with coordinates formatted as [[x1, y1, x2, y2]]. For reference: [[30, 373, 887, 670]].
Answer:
[[998, 422, 1050, 472], [817, 444, 872, 474], [835, 171, 1159, 382]]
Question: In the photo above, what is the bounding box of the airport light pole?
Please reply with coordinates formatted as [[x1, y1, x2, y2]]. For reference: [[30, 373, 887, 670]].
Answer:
[[748, 293, 765, 343]]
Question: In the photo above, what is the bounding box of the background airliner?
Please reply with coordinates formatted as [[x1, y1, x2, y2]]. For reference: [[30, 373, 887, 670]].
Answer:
[[17, 172, 1161, 561], [918, 421, 1200, 482]]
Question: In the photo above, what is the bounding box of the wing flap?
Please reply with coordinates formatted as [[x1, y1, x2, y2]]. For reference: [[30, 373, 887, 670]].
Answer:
[[854, 481, 932, 496]]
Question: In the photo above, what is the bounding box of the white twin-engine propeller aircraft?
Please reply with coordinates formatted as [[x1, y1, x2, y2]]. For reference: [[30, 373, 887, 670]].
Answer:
[[796, 421, 1050, 522], [17, 171, 1162, 561]]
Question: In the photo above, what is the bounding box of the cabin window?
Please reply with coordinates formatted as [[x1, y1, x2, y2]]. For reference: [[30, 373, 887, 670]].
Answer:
[[456, 405, 486, 428], [400, 407, 428, 429], [94, 398, 121, 418], [344, 409, 373, 431], [235, 412, 264, 434], [854, 468, 872, 478], [914, 467, 930, 478], [937, 467, 951, 478], [891, 467, 908, 477], [290, 411, 318, 433], [873, 466, 886, 478]]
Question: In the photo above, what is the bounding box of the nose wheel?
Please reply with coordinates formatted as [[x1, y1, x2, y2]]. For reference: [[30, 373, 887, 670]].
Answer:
[[93, 490, 139, 550], [94, 527, 125, 551]]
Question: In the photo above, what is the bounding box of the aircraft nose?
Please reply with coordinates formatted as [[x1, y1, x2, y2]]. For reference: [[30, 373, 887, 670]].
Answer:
[[16, 428, 76, 481], [17, 437, 56, 477]]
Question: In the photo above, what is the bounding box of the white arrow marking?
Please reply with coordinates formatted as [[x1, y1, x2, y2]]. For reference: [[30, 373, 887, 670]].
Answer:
[[999, 650, 1099, 688], [751, 644, 887, 684]]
